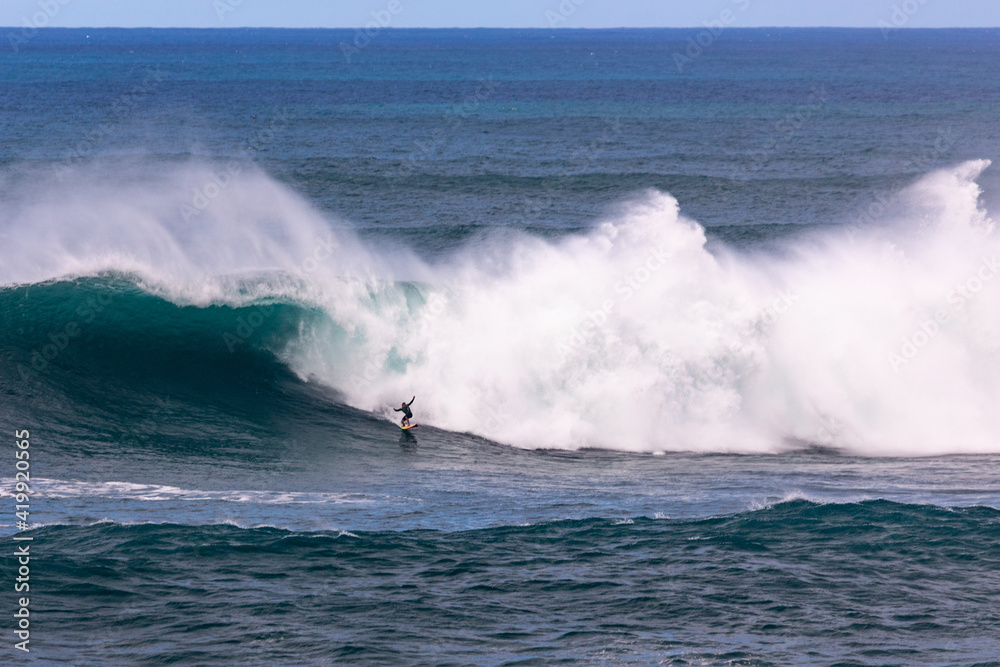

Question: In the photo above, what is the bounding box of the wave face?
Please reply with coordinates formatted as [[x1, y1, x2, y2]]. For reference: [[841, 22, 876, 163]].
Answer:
[[2, 160, 999, 454], [23, 500, 1000, 665]]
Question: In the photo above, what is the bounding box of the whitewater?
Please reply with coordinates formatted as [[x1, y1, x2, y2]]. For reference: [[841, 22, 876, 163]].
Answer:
[[2, 158, 997, 455]]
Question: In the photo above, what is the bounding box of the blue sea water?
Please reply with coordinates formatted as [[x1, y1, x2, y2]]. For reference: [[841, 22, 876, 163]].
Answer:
[[2, 28, 1000, 664]]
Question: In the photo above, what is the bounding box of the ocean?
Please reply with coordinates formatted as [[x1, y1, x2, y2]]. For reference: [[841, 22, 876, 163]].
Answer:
[[2, 27, 1000, 664]]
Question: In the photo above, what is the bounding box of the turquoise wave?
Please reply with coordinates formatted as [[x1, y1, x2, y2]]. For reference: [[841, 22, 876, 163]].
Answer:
[[0, 275, 316, 395]]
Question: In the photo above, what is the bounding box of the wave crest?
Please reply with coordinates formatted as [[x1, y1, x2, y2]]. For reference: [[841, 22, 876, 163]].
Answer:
[[3, 160, 999, 455]]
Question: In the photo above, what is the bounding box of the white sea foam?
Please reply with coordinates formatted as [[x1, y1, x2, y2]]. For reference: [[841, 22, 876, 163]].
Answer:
[[746, 491, 821, 512], [1, 516, 361, 535], [2, 159, 998, 455], [0, 478, 378, 504]]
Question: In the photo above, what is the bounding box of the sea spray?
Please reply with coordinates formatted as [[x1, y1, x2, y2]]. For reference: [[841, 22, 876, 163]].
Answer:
[[2, 159, 999, 454]]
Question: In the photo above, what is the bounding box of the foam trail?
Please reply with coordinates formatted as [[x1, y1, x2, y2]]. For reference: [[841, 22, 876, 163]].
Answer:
[[2, 159, 999, 455], [0, 478, 379, 505]]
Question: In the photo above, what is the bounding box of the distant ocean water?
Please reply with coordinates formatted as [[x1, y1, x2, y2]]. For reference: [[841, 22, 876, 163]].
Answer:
[[2, 28, 1000, 664]]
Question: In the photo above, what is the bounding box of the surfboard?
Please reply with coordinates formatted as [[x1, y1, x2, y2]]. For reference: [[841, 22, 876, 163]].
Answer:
[[401, 424, 419, 430]]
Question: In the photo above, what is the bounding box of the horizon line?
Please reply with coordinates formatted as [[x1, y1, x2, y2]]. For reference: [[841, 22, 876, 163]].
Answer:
[[3, 25, 998, 30]]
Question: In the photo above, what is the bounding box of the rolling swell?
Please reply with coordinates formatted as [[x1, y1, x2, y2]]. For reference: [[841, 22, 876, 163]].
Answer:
[[23, 499, 1000, 665]]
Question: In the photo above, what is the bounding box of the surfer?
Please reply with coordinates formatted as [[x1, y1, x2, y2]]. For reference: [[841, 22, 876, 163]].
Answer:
[[394, 396, 416, 427]]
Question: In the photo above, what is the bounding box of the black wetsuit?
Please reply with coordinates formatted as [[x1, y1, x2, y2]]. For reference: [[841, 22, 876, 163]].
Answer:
[[394, 398, 414, 419]]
